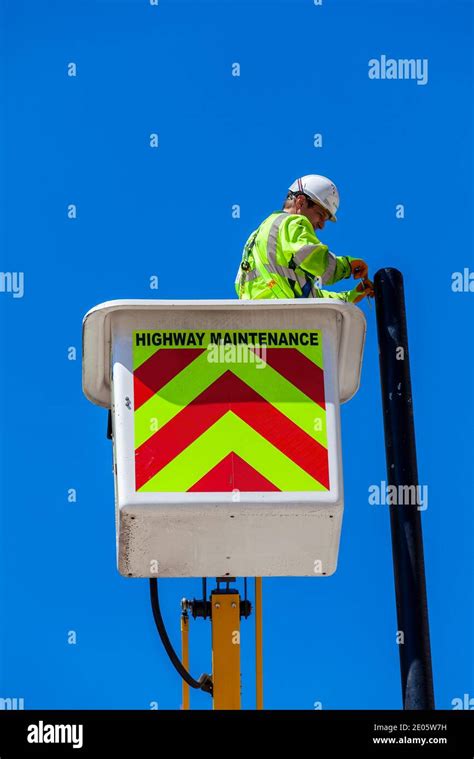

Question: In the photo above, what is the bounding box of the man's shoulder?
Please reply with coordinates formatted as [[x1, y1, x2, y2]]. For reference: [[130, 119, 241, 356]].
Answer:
[[270, 212, 314, 233], [281, 212, 313, 228], [260, 211, 311, 228], [254, 211, 314, 239]]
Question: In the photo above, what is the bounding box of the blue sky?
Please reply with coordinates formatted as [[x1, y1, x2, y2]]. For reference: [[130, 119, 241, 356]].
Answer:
[[0, 0, 472, 710]]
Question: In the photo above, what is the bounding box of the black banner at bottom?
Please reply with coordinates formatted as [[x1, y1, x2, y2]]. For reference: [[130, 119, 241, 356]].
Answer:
[[0, 710, 472, 757]]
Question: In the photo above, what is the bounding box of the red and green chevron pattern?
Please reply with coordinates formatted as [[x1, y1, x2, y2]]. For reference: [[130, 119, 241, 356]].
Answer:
[[133, 330, 329, 493]]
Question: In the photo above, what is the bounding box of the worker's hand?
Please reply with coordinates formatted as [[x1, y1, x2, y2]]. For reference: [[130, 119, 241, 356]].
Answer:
[[362, 277, 374, 297], [352, 278, 374, 304], [349, 259, 369, 280]]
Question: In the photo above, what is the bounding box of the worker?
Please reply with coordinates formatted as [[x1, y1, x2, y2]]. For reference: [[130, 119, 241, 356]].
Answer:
[[235, 174, 374, 303]]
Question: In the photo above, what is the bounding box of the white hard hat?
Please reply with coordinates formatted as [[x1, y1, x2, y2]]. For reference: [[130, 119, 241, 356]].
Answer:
[[288, 174, 339, 222]]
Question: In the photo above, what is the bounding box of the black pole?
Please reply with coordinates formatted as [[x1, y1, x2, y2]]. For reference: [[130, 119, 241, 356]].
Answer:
[[374, 268, 435, 710]]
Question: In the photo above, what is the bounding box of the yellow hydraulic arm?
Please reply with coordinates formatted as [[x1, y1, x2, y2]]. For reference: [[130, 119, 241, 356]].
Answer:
[[180, 577, 261, 710]]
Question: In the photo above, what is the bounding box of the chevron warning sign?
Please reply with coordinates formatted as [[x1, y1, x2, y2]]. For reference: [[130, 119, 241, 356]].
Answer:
[[132, 330, 329, 493]]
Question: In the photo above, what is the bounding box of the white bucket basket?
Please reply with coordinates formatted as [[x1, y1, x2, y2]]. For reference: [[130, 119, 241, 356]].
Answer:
[[82, 299, 366, 578]]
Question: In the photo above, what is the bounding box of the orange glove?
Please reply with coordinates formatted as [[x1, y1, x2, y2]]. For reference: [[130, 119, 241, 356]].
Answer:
[[352, 278, 375, 304], [349, 259, 369, 280]]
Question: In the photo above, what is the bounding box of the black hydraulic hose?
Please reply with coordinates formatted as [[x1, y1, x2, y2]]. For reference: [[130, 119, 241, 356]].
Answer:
[[149, 578, 213, 695]]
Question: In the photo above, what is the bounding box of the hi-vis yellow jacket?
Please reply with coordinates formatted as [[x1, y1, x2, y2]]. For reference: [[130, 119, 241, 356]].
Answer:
[[235, 211, 361, 301]]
